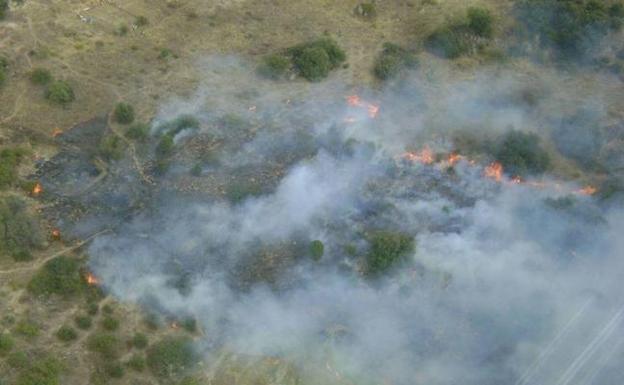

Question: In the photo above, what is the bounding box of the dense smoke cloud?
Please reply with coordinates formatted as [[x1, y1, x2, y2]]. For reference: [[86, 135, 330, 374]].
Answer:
[[82, 57, 624, 385]]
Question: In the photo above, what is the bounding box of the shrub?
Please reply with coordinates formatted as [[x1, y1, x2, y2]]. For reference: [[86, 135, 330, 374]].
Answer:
[[29, 68, 52, 85], [14, 320, 39, 338], [12, 249, 33, 262], [467, 7, 494, 38], [0, 196, 43, 258], [28, 256, 85, 297], [102, 304, 114, 315], [87, 333, 120, 360], [113, 102, 135, 124], [146, 337, 196, 378], [75, 315, 93, 330], [116, 24, 128, 36], [366, 231, 414, 276], [0, 332, 14, 355], [101, 316, 119, 331], [45, 80, 75, 105], [0, 65, 5, 87], [309, 240, 324, 261], [495, 131, 550, 177], [99, 135, 125, 161], [135, 15, 149, 26], [0, 0, 8, 20], [190, 163, 202, 177], [105, 362, 125, 378], [425, 26, 471, 59], [7, 350, 29, 369], [258, 54, 290, 79], [87, 302, 100, 316], [226, 180, 263, 203], [156, 134, 175, 159], [0, 147, 28, 189], [56, 325, 78, 342], [158, 115, 200, 136], [287, 38, 346, 81], [373, 42, 418, 80], [126, 354, 145, 371], [127, 122, 150, 140], [132, 333, 148, 349], [354, 2, 377, 19], [182, 318, 197, 333]]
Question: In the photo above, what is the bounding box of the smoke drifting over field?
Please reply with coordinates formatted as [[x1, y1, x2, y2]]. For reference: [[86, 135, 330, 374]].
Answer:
[[82, 57, 624, 385]]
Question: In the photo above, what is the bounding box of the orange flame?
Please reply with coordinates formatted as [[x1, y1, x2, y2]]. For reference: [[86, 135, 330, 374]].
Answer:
[[85, 272, 99, 286], [367, 104, 380, 119], [52, 128, 63, 137], [447, 153, 462, 166], [484, 162, 503, 182], [346, 94, 379, 119], [403, 146, 434, 165], [51, 229, 61, 240], [32, 182, 43, 196], [346, 95, 361, 106], [577, 185, 597, 196], [511, 176, 523, 184]]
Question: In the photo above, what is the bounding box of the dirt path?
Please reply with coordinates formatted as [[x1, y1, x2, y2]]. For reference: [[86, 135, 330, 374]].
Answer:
[[0, 228, 112, 275]]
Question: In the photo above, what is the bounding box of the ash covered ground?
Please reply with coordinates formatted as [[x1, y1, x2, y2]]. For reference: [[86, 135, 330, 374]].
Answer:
[[36, 57, 624, 385]]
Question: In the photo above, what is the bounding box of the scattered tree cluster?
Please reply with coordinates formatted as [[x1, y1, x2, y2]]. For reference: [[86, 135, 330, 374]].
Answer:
[[373, 42, 418, 80], [514, 0, 624, 59], [366, 231, 414, 276], [259, 38, 346, 82], [495, 130, 551, 177], [0, 196, 43, 262]]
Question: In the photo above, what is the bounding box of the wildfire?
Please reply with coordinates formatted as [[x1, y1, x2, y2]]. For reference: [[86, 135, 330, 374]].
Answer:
[[577, 185, 597, 196], [511, 176, 523, 184], [447, 152, 463, 166], [346, 94, 379, 119], [51, 229, 61, 240], [85, 272, 99, 286], [484, 162, 503, 182], [403, 146, 434, 165], [170, 321, 179, 329], [32, 182, 43, 196], [52, 128, 63, 137]]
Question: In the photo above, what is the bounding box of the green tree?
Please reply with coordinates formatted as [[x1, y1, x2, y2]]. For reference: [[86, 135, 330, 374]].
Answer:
[[495, 131, 550, 177], [45, 80, 75, 105], [146, 337, 196, 378], [113, 102, 135, 124], [28, 256, 85, 297], [309, 240, 324, 261], [467, 7, 494, 38], [366, 231, 414, 276]]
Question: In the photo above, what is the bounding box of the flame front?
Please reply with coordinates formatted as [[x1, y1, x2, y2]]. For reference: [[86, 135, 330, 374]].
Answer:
[[86, 273, 99, 286], [577, 185, 597, 196], [52, 128, 63, 137], [403, 146, 434, 165], [32, 182, 43, 196], [346, 94, 379, 119], [51, 229, 61, 239], [484, 162, 503, 182]]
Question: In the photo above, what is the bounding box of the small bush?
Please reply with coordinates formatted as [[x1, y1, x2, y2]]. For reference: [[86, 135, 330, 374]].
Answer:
[[0, 66, 5, 87], [75, 315, 93, 330], [7, 351, 29, 369], [14, 320, 39, 338], [105, 362, 125, 378], [101, 316, 120, 331], [87, 302, 100, 316], [366, 231, 414, 276], [0, 332, 14, 355], [182, 318, 197, 333], [116, 24, 128, 36], [102, 304, 114, 315], [29, 68, 52, 85], [467, 7, 494, 38], [495, 131, 550, 177], [373, 42, 418, 80], [113, 102, 135, 124], [45, 80, 75, 105], [355, 2, 377, 19], [99, 135, 125, 161], [258, 54, 290, 79], [132, 333, 148, 349], [12, 249, 33, 262], [146, 337, 196, 378], [309, 240, 324, 261], [28, 256, 85, 297], [56, 325, 78, 342], [127, 122, 150, 140], [126, 354, 145, 371], [156, 134, 175, 159], [87, 333, 120, 360], [425, 26, 471, 59], [190, 163, 202, 177], [135, 15, 149, 26]]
